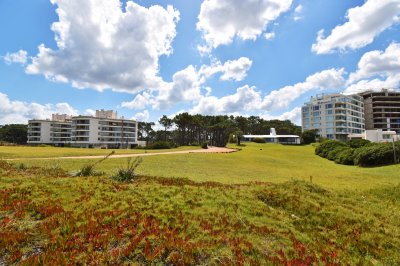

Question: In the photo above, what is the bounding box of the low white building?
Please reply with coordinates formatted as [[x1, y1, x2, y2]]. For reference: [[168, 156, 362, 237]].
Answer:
[[28, 110, 138, 148], [242, 128, 301, 144], [348, 129, 400, 143]]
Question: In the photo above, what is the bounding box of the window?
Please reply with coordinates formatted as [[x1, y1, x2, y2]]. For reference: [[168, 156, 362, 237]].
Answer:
[[382, 134, 391, 140], [313, 105, 320, 111], [313, 111, 320, 116], [325, 103, 332, 109]]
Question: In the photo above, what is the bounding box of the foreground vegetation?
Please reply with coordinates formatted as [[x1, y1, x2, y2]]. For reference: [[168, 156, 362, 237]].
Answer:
[[1, 143, 400, 264]]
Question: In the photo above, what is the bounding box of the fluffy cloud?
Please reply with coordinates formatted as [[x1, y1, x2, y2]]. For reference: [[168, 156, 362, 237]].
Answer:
[[312, 0, 400, 54], [132, 110, 150, 122], [0, 92, 78, 124], [24, 0, 179, 92], [197, 0, 292, 51], [201, 57, 253, 81], [293, 5, 303, 21], [261, 107, 302, 125], [260, 68, 346, 110], [348, 42, 400, 82], [121, 57, 252, 110], [190, 68, 345, 115], [344, 75, 400, 94], [190, 85, 262, 114], [3, 50, 28, 65], [345, 42, 400, 94], [264, 32, 275, 40]]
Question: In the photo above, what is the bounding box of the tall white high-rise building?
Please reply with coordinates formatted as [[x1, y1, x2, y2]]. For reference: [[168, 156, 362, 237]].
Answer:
[[301, 93, 365, 140]]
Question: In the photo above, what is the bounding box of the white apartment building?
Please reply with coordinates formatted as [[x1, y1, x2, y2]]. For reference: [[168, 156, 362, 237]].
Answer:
[[302, 94, 365, 140], [71, 110, 137, 148], [28, 110, 138, 148]]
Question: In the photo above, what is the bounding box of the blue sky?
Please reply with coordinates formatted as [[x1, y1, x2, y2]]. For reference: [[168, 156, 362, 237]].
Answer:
[[1, 0, 400, 125]]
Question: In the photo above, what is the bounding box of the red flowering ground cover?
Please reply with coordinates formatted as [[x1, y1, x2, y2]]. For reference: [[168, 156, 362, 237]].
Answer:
[[0, 161, 399, 265]]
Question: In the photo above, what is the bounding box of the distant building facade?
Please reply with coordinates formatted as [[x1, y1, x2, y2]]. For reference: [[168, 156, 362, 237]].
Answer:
[[348, 129, 400, 143], [301, 93, 365, 140], [242, 128, 301, 144], [360, 89, 400, 133], [28, 110, 138, 148]]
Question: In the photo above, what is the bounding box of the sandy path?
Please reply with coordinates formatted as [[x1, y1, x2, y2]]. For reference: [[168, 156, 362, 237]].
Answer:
[[5, 147, 238, 161]]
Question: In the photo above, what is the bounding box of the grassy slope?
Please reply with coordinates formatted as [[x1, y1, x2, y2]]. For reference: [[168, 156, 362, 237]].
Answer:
[[0, 145, 199, 159], [1, 143, 400, 264], [0, 164, 399, 264], [13, 143, 400, 190]]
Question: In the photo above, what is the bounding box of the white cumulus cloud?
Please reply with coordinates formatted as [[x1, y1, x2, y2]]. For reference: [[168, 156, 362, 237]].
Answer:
[[190, 85, 262, 114], [189, 68, 345, 115], [132, 110, 150, 122], [312, 0, 400, 54], [3, 50, 28, 65], [197, 0, 292, 52], [24, 0, 180, 92], [261, 107, 302, 125], [261, 68, 346, 110], [0, 92, 78, 124], [345, 42, 400, 94], [121, 57, 253, 110]]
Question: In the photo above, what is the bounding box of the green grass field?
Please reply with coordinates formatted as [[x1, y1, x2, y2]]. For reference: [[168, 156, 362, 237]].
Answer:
[[0, 145, 199, 159], [1, 143, 399, 264], [9, 143, 400, 190]]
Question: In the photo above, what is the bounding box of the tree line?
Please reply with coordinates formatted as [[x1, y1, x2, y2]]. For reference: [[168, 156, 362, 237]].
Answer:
[[0, 124, 28, 144], [138, 113, 302, 147]]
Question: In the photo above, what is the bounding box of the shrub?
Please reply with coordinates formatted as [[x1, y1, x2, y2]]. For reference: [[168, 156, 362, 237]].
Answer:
[[353, 143, 399, 167], [326, 146, 350, 161], [75, 151, 114, 176], [253, 137, 266, 143], [201, 142, 208, 149], [111, 157, 142, 182], [149, 141, 171, 149], [334, 148, 355, 165], [347, 139, 371, 148], [315, 140, 348, 159]]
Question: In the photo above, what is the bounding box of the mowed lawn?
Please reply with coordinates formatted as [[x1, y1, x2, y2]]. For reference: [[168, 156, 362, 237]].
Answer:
[[0, 145, 199, 159], [10, 143, 400, 190]]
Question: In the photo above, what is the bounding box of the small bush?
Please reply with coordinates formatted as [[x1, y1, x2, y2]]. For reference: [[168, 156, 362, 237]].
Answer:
[[334, 148, 355, 165], [326, 146, 349, 161], [149, 141, 171, 149], [17, 163, 28, 170], [347, 139, 371, 148], [353, 143, 399, 167], [201, 142, 208, 149], [75, 151, 114, 176], [253, 138, 266, 143], [111, 157, 142, 182], [315, 140, 348, 159]]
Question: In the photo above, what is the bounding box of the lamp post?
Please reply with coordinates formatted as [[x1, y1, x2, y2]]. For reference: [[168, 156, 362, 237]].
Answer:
[[392, 138, 397, 163]]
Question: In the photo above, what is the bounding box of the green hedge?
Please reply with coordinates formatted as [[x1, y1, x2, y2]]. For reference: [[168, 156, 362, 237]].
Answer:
[[315, 140, 400, 167], [315, 140, 348, 158], [353, 143, 400, 167]]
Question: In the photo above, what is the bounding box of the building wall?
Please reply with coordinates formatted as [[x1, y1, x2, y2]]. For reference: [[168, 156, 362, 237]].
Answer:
[[302, 94, 365, 140], [28, 111, 137, 148], [361, 90, 400, 133], [28, 120, 52, 144]]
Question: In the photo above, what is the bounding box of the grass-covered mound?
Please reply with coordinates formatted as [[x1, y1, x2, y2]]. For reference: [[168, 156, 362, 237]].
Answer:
[[1, 162, 399, 265]]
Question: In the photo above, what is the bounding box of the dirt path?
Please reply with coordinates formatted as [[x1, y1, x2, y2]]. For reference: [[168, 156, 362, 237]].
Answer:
[[5, 147, 238, 161]]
